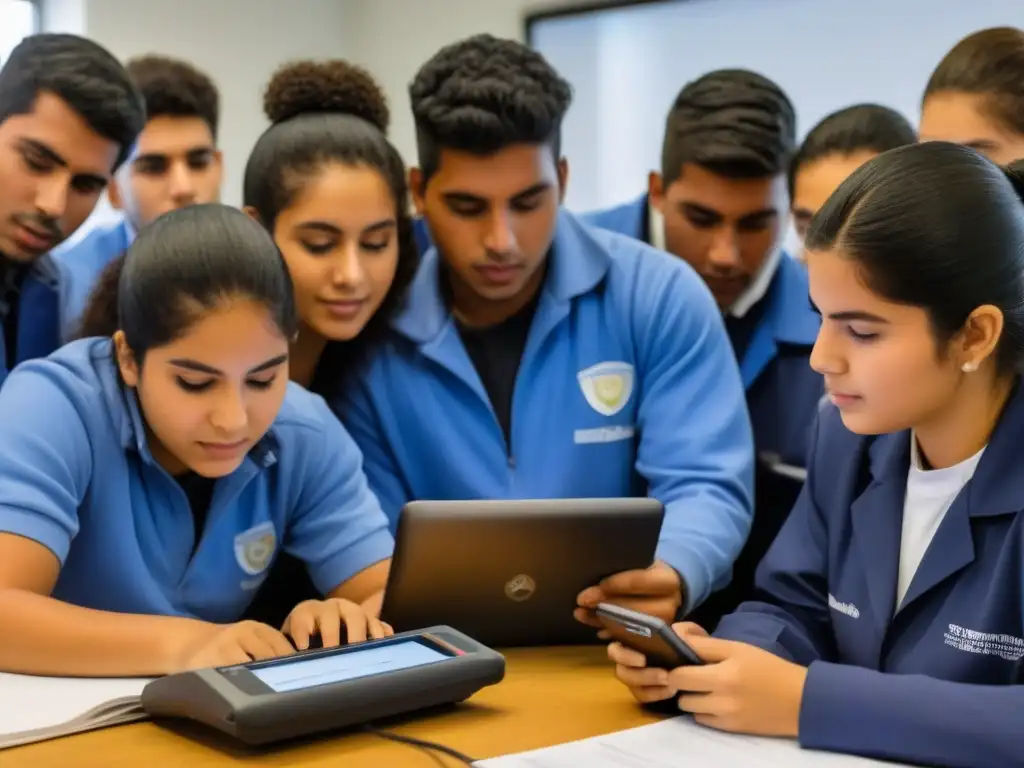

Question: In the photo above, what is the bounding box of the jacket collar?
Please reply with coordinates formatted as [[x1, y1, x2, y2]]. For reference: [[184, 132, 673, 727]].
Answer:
[[392, 209, 611, 344]]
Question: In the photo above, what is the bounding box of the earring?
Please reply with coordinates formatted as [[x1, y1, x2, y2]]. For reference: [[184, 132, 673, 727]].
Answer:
[[961, 361, 978, 373]]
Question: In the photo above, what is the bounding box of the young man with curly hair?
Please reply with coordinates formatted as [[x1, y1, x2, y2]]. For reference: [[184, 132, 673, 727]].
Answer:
[[57, 55, 222, 336], [332, 35, 755, 629]]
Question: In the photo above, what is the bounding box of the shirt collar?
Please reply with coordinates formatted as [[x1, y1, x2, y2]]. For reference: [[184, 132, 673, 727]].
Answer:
[[648, 202, 782, 318]]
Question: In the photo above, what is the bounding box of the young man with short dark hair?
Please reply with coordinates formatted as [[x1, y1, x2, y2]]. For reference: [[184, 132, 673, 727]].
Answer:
[[333, 35, 755, 626], [0, 33, 144, 382], [56, 54, 222, 336], [584, 70, 823, 623]]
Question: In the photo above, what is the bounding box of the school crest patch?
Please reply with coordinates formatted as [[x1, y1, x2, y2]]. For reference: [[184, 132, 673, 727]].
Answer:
[[234, 521, 277, 576], [577, 361, 634, 417]]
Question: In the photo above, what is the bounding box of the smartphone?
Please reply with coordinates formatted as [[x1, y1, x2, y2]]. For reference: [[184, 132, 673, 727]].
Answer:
[[596, 603, 703, 669]]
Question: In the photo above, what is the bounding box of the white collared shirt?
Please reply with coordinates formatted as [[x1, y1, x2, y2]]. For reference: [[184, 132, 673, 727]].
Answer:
[[896, 435, 985, 611]]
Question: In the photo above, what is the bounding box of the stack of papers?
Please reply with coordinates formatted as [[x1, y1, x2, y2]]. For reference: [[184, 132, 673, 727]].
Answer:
[[0, 673, 151, 749], [478, 717, 903, 767]]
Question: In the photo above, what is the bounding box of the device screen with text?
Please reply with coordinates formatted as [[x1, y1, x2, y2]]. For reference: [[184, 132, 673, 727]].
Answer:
[[250, 640, 451, 693]]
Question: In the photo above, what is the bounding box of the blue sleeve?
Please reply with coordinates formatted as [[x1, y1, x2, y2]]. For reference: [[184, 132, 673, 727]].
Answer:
[[798, 662, 1023, 768], [713, 411, 835, 664], [329, 373, 411, 532], [631, 258, 755, 613], [0, 362, 92, 563], [284, 401, 395, 595]]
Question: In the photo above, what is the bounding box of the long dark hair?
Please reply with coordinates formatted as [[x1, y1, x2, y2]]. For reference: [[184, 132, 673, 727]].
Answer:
[[243, 60, 418, 392], [925, 27, 1024, 138], [77, 204, 297, 359], [806, 143, 1024, 375], [788, 103, 916, 199]]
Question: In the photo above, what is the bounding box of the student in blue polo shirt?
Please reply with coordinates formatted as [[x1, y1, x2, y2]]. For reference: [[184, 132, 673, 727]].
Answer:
[[56, 55, 223, 338], [583, 70, 821, 625], [790, 103, 916, 245], [609, 145, 1024, 768], [0, 34, 144, 383], [235, 59, 419, 629], [0, 204, 393, 677], [332, 34, 754, 626]]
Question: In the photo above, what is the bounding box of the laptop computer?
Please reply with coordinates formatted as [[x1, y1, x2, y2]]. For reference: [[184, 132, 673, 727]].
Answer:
[[380, 498, 665, 647]]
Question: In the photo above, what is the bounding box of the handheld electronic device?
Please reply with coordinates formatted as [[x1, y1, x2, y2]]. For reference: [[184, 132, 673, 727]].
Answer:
[[140, 626, 504, 745], [596, 603, 703, 668], [381, 498, 664, 647]]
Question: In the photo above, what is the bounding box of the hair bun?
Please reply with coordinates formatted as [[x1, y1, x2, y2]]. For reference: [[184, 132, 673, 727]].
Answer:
[[263, 60, 389, 131]]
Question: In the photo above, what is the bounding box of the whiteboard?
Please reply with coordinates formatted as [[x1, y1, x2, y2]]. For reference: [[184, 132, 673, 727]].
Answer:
[[531, 0, 1024, 212]]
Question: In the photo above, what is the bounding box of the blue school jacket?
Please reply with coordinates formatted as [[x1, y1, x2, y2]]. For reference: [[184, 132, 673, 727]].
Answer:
[[53, 219, 132, 340], [714, 395, 1024, 768], [412, 217, 432, 257], [331, 210, 755, 612], [0, 338, 394, 623], [0, 254, 67, 386], [581, 193, 822, 470]]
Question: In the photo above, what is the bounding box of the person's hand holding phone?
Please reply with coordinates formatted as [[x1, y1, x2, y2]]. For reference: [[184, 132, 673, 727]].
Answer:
[[609, 621, 709, 703], [611, 620, 809, 738]]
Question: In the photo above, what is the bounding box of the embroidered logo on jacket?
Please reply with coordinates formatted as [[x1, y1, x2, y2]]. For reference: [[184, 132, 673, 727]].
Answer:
[[577, 361, 634, 416], [944, 624, 1024, 661], [828, 593, 860, 619], [234, 521, 277, 576]]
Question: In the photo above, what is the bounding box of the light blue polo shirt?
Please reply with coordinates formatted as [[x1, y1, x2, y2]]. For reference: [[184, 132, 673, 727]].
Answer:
[[332, 210, 755, 612], [0, 337, 393, 623]]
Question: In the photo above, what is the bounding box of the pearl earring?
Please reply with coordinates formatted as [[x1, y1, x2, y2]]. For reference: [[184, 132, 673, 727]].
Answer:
[[961, 361, 978, 373]]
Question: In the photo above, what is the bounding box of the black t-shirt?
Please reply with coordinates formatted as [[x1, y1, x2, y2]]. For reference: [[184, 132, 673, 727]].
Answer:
[[456, 291, 541, 447], [177, 472, 217, 555], [0, 261, 27, 371]]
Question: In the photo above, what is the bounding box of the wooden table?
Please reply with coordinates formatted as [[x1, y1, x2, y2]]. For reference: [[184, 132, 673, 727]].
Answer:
[[3, 646, 665, 767]]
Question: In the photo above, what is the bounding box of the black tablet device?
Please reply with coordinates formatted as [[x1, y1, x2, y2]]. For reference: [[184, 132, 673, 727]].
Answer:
[[381, 498, 665, 647], [140, 625, 504, 745]]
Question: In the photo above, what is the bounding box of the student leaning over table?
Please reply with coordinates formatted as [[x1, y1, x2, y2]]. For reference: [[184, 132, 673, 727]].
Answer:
[[332, 34, 756, 628], [0, 204, 393, 678], [609, 145, 1024, 768]]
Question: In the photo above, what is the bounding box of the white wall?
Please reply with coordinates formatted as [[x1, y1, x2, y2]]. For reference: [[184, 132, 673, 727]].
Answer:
[[531, 0, 1024, 211], [339, 0, 626, 167], [45, 0, 350, 239], [40, 0, 1023, 220]]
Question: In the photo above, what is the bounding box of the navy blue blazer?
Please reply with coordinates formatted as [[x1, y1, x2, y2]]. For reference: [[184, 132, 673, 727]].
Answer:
[[716, 393, 1024, 768]]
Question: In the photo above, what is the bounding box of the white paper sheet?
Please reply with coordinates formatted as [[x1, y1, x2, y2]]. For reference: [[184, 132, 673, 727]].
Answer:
[[477, 717, 905, 767], [0, 672, 151, 749]]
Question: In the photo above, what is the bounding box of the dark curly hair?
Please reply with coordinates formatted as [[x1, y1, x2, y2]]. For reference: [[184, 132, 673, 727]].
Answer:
[[662, 69, 795, 184], [408, 33, 573, 181], [126, 54, 219, 138], [242, 59, 417, 392], [924, 27, 1024, 137]]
